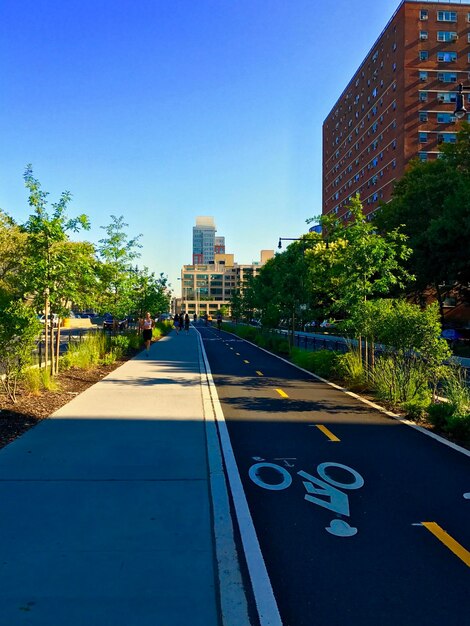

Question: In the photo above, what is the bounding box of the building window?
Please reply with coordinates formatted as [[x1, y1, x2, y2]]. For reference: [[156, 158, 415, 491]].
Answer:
[[419, 91, 428, 102], [420, 10, 428, 21], [419, 71, 428, 82], [392, 62, 397, 71], [419, 111, 428, 122], [437, 11, 457, 23], [419, 152, 428, 162], [438, 72, 457, 83], [419, 31, 428, 41], [437, 51, 457, 62], [437, 92, 457, 103], [419, 51, 429, 61], [441, 133, 457, 143], [419, 132, 428, 143], [437, 113, 454, 123], [437, 31, 458, 42]]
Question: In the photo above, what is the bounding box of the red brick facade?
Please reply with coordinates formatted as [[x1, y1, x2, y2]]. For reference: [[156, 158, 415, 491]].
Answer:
[[323, 1, 470, 220]]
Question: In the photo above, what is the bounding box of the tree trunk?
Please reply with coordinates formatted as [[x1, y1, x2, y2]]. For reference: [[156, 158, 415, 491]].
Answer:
[[434, 280, 445, 323], [55, 320, 61, 375], [50, 322, 55, 376], [44, 297, 49, 369]]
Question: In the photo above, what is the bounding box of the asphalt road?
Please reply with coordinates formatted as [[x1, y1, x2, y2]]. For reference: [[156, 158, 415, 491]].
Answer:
[[198, 324, 470, 626]]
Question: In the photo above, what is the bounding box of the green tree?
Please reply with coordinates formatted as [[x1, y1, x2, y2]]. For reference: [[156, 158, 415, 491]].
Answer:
[[21, 165, 91, 373], [130, 268, 170, 318], [374, 123, 470, 313], [97, 215, 142, 319], [305, 195, 413, 362], [0, 210, 27, 307]]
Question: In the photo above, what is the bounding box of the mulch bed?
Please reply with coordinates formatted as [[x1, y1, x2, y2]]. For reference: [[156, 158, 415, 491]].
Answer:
[[0, 353, 137, 450]]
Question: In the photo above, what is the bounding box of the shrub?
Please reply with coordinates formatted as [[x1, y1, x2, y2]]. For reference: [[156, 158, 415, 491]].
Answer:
[[109, 334, 130, 360], [39, 367, 59, 391], [428, 401, 454, 429], [370, 354, 430, 408], [427, 367, 470, 441], [0, 302, 41, 402], [61, 333, 109, 370], [444, 413, 470, 441], [336, 349, 366, 390], [23, 368, 41, 395], [401, 397, 430, 421], [291, 348, 339, 378]]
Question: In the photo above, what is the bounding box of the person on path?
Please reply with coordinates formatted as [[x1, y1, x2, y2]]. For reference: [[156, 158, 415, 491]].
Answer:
[[179, 313, 184, 330], [193, 313, 197, 323], [173, 313, 180, 334], [216, 312, 222, 331], [184, 313, 190, 333], [140, 312, 154, 356]]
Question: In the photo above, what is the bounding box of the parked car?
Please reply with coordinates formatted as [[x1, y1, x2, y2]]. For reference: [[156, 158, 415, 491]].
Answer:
[[103, 315, 128, 331], [303, 321, 318, 332], [158, 313, 172, 322], [38, 313, 59, 328]]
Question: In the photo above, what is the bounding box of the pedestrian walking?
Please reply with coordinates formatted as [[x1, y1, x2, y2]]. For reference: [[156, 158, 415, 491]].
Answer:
[[179, 313, 184, 330], [173, 313, 180, 334], [140, 312, 154, 356], [184, 313, 190, 333]]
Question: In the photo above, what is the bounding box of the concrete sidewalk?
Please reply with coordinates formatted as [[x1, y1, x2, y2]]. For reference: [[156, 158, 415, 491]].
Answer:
[[0, 329, 236, 626]]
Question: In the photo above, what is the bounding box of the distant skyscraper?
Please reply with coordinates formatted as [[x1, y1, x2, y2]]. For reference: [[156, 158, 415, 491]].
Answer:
[[193, 216, 217, 264], [214, 236, 225, 255]]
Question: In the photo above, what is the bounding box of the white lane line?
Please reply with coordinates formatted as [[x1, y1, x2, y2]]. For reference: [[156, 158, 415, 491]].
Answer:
[[196, 335, 251, 626], [196, 330, 283, 626]]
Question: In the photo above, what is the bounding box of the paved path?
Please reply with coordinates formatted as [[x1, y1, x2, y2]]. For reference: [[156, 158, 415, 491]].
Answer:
[[0, 329, 244, 626]]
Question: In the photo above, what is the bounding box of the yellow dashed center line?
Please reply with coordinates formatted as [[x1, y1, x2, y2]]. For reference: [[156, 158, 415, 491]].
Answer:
[[256, 371, 264, 376], [422, 522, 470, 567], [236, 352, 240, 355], [275, 388, 289, 398], [243, 360, 250, 364], [315, 424, 340, 442]]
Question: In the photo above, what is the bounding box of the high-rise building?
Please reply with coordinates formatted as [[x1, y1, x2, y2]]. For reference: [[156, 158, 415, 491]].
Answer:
[[323, 0, 470, 221], [214, 236, 225, 255], [192, 216, 217, 265]]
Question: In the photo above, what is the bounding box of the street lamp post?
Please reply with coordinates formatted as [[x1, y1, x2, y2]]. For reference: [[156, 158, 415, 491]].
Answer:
[[453, 83, 470, 119], [278, 237, 306, 250]]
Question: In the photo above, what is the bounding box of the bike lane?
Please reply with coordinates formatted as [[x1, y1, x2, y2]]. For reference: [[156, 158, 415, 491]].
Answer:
[[198, 327, 470, 626]]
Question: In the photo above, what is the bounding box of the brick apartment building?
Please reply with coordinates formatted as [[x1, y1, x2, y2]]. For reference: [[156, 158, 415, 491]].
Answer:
[[323, 0, 470, 221]]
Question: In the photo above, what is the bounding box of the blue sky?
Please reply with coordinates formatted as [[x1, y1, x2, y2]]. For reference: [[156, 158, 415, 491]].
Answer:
[[0, 0, 400, 295]]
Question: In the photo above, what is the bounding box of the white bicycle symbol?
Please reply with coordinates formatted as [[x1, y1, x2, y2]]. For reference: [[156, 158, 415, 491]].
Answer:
[[248, 460, 365, 537]]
